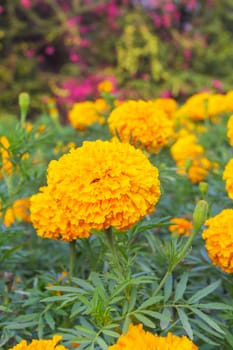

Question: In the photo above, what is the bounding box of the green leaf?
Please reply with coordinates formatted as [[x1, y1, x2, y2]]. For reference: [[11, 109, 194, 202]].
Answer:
[[198, 302, 233, 311], [102, 329, 120, 338], [5, 321, 37, 329], [134, 312, 155, 328], [128, 287, 137, 312], [139, 309, 170, 323], [110, 279, 131, 299], [191, 308, 225, 334], [225, 329, 233, 347], [71, 278, 95, 292], [160, 308, 172, 330], [138, 295, 164, 310], [96, 336, 108, 350], [164, 274, 173, 302], [44, 311, 55, 330], [46, 285, 86, 293], [38, 315, 44, 339], [74, 325, 97, 336], [122, 316, 131, 334], [193, 329, 221, 346], [177, 308, 193, 339], [174, 272, 189, 302], [188, 280, 221, 304]]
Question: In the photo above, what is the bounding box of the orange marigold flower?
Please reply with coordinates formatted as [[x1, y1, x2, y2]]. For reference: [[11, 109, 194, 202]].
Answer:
[[227, 115, 233, 146], [226, 90, 233, 112], [109, 324, 198, 350], [202, 209, 233, 273], [169, 217, 193, 236], [108, 100, 174, 154], [187, 157, 212, 184], [222, 158, 233, 199], [174, 92, 211, 121], [154, 97, 177, 118], [30, 140, 161, 241], [3, 197, 31, 227], [97, 79, 114, 93], [8, 335, 68, 350], [68, 100, 105, 131], [0, 136, 12, 177]]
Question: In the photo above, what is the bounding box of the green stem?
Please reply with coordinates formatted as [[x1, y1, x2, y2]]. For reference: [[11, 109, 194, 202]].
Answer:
[[69, 240, 76, 278], [105, 227, 124, 278]]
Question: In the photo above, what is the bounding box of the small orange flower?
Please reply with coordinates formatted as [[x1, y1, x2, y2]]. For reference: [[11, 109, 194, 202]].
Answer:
[[3, 198, 31, 227], [0, 136, 12, 177], [169, 217, 193, 236], [8, 335, 68, 350]]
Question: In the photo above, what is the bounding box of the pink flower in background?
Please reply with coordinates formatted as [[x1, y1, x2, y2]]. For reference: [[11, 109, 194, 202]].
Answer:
[[69, 52, 80, 63], [24, 49, 35, 58], [212, 80, 223, 90], [45, 45, 55, 55], [183, 48, 192, 59], [164, 2, 175, 12], [20, 0, 31, 8], [0, 5, 4, 14], [160, 90, 172, 98]]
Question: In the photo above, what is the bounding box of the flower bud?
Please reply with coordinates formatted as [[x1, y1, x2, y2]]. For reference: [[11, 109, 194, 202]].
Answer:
[[193, 200, 208, 233], [199, 181, 208, 195], [19, 92, 30, 124]]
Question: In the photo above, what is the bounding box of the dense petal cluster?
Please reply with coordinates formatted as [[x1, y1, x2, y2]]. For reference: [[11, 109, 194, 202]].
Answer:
[[3, 197, 31, 227], [68, 99, 107, 130], [109, 324, 198, 350], [153, 97, 177, 118], [170, 134, 213, 183], [8, 335, 67, 350], [108, 100, 174, 153], [175, 92, 228, 122], [226, 115, 233, 146], [30, 140, 161, 241], [0, 136, 12, 177], [169, 217, 193, 236], [202, 209, 233, 273], [222, 158, 233, 199]]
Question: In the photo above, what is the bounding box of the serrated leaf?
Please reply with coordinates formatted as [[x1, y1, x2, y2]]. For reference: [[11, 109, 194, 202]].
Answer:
[[191, 308, 225, 334], [138, 295, 164, 310], [188, 280, 221, 304], [174, 272, 189, 302], [177, 308, 193, 339], [96, 336, 108, 350], [5, 321, 37, 329], [160, 308, 172, 330], [46, 285, 85, 293], [110, 279, 131, 299], [44, 311, 55, 330], [164, 274, 173, 302], [134, 312, 155, 328], [193, 329, 221, 345]]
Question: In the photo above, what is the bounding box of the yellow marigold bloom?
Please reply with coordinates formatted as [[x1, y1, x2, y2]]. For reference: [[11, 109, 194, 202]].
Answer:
[[175, 92, 210, 121], [226, 90, 233, 112], [169, 217, 193, 236], [202, 209, 233, 273], [97, 79, 114, 93], [188, 157, 212, 184], [109, 324, 198, 350], [30, 140, 160, 241], [3, 197, 31, 227], [0, 136, 12, 177], [108, 100, 174, 154], [227, 115, 233, 146], [68, 100, 105, 131], [208, 94, 227, 118], [222, 158, 233, 199], [154, 98, 177, 118], [8, 335, 67, 350]]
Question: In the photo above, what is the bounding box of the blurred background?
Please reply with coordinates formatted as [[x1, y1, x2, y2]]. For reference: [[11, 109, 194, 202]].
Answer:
[[0, 0, 232, 115]]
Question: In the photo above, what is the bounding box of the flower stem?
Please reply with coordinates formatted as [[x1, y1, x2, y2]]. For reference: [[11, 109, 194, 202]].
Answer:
[[69, 240, 76, 278]]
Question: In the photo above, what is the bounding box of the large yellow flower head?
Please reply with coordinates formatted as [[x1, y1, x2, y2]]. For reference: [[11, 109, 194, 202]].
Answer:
[[30, 140, 161, 241], [68, 100, 106, 131], [226, 115, 233, 146], [202, 209, 233, 273], [222, 158, 233, 199], [8, 335, 67, 350], [109, 324, 198, 350], [108, 100, 174, 154]]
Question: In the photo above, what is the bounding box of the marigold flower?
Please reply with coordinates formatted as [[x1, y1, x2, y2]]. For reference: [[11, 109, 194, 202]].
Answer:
[[3, 197, 31, 227], [68, 100, 105, 131], [226, 90, 233, 112], [0, 136, 12, 177], [222, 158, 233, 199], [108, 100, 174, 153], [30, 140, 160, 241], [169, 217, 193, 236], [226, 115, 233, 146], [154, 97, 177, 118], [97, 79, 114, 93], [8, 335, 67, 350], [175, 92, 210, 121], [202, 209, 233, 273], [109, 324, 198, 350]]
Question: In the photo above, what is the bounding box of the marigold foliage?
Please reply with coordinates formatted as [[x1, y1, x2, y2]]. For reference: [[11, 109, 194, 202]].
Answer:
[[108, 100, 174, 154], [109, 324, 198, 350], [8, 335, 67, 350], [222, 158, 233, 199], [169, 217, 193, 236], [202, 209, 233, 273], [30, 140, 161, 241], [68, 100, 106, 131]]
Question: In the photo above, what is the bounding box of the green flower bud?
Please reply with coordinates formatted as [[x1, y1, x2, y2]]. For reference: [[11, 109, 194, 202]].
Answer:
[[199, 181, 208, 195], [19, 92, 30, 124], [193, 200, 208, 233]]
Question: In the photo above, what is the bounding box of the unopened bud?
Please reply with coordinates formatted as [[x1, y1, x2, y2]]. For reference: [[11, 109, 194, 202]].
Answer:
[[19, 92, 30, 124], [199, 181, 208, 195], [193, 200, 208, 233]]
